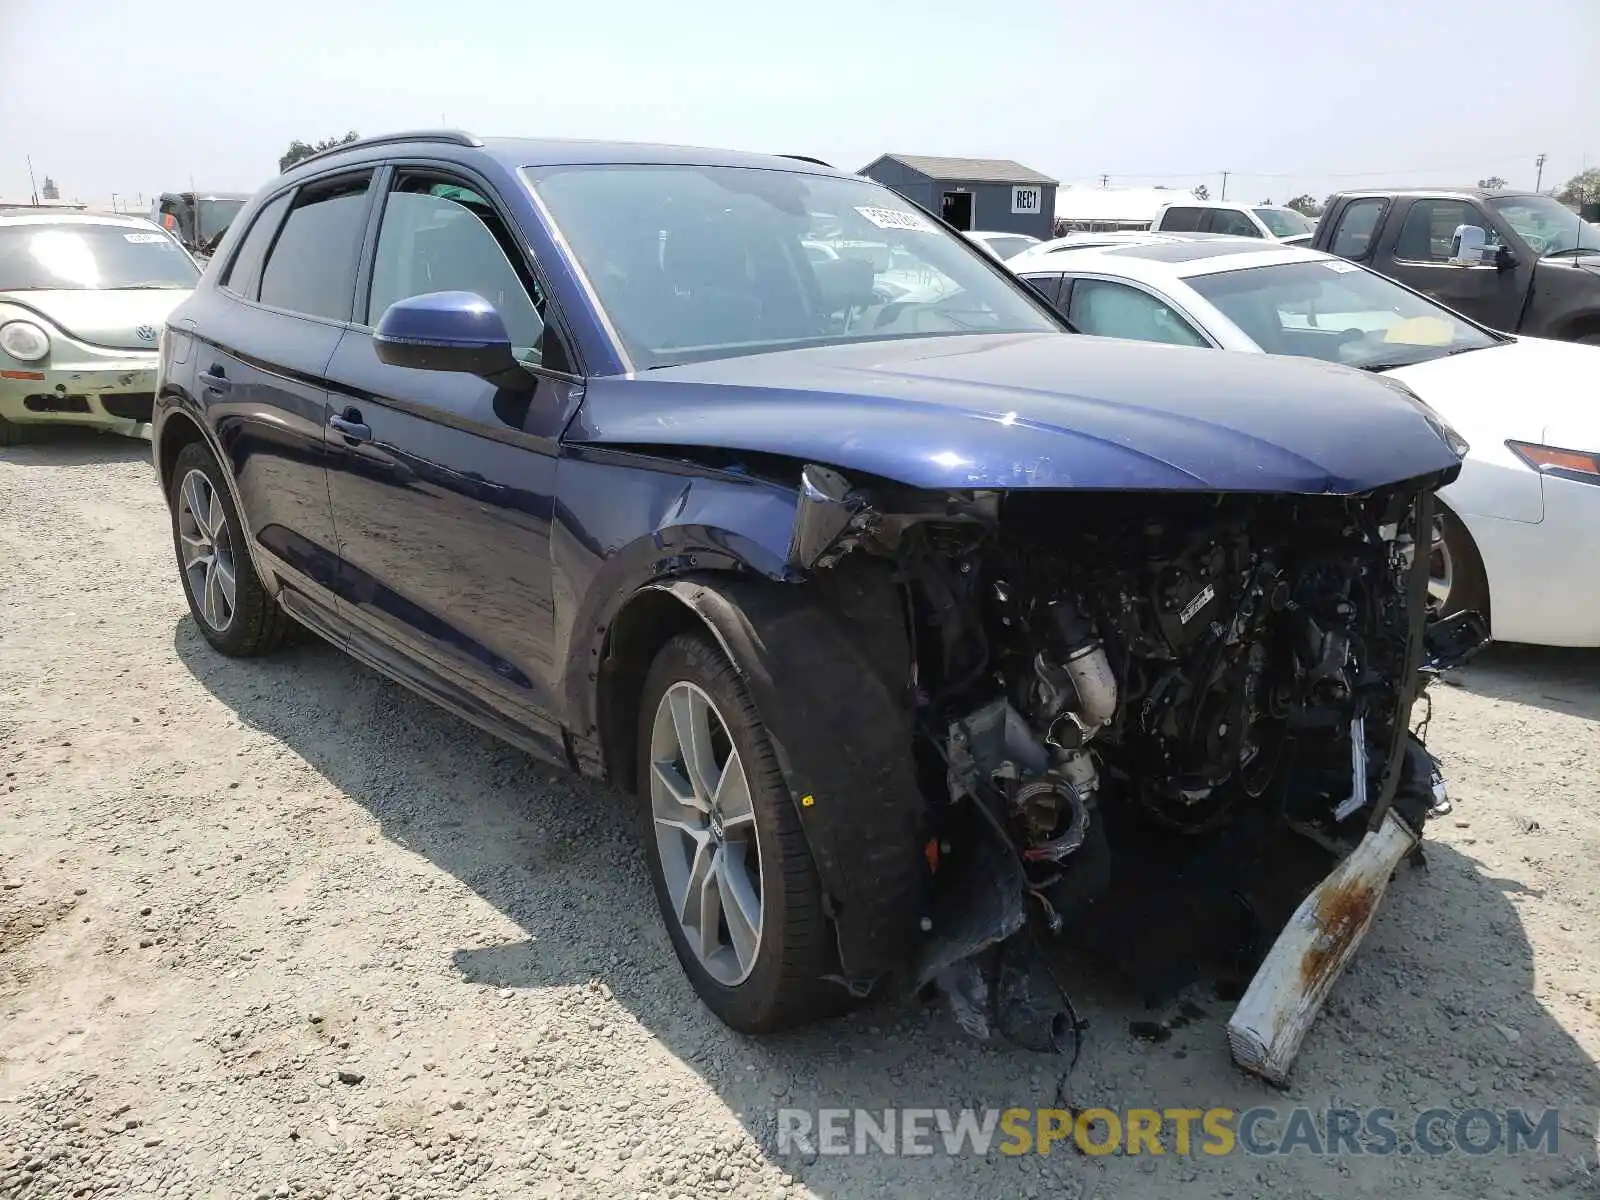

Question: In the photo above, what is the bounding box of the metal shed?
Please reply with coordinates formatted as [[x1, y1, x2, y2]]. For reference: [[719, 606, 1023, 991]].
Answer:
[[859, 154, 1057, 240]]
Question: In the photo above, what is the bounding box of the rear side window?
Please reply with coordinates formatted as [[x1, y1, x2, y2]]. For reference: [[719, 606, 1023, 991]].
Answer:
[[258, 173, 373, 320], [1018, 272, 1064, 308], [1328, 198, 1388, 259], [1158, 206, 1204, 232], [220, 193, 290, 299], [1205, 208, 1261, 237]]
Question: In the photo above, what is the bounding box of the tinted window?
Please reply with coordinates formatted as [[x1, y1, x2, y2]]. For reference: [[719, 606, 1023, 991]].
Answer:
[[367, 178, 546, 362], [220, 193, 290, 298], [1158, 206, 1205, 232], [532, 165, 1057, 368], [1205, 208, 1262, 238], [1328, 198, 1387, 259], [1066, 278, 1206, 346], [258, 174, 372, 320], [0, 224, 198, 291], [1394, 199, 1497, 262], [1018, 272, 1063, 307]]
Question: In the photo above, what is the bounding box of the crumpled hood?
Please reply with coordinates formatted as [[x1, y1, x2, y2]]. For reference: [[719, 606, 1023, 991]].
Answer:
[[0, 289, 188, 351], [573, 332, 1462, 493]]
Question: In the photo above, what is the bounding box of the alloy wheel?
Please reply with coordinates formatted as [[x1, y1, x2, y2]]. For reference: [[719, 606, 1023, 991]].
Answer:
[[177, 468, 238, 633], [648, 681, 766, 986], [1427, 514, 1453, 608]]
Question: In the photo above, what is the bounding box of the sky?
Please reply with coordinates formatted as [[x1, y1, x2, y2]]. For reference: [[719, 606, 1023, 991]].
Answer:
[[1, 0, 1596, 212]]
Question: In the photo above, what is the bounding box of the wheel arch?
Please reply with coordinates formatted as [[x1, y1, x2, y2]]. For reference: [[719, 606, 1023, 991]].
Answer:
[[596, 566, 925, 986]]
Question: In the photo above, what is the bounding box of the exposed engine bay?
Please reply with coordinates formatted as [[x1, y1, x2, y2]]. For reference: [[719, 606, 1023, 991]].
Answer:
[[784, 466, 1485, 1060]]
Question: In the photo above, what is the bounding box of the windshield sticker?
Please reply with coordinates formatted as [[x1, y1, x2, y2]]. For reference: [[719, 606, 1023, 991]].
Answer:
[[124, 232, 171, 245], [1322, 260, 1360, 273], [854, 206, 934, 233]]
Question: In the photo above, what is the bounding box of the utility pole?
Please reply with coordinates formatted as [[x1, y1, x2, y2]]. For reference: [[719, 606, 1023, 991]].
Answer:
[[26, 155, 38, 205], [1220, 171, 1230, 200], [1099, 173, 1109, 187], [1534, 152, 1547, 191]]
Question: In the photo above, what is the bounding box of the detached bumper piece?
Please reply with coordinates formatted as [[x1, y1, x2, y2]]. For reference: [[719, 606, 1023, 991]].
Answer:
[[1228, 735, 1438, 1084]]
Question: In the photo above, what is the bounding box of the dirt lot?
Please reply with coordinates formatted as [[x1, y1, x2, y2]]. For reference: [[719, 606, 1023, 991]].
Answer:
[[3, 430, 1598, 1200]]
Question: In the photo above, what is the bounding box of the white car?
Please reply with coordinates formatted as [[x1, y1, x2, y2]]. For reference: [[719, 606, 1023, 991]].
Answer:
[[1152, 201, 1317, 245], [964, 230, 1041, 260], [1006, 234, 1600, 647]]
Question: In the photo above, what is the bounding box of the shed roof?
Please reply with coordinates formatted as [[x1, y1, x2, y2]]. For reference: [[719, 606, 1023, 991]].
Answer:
[[863, 154, 1056, 185]]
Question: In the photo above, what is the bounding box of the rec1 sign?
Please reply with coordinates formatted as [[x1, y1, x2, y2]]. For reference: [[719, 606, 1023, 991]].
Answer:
[[1011, 185, 1042, 215]]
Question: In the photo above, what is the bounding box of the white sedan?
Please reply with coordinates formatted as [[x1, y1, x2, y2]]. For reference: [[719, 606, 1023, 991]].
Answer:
[[1006, 234, 1600, 647]]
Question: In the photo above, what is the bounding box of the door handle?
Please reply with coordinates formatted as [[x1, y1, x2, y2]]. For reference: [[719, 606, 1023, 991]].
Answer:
[[202, 364, 232, 393], [329, 408, 371, 443]]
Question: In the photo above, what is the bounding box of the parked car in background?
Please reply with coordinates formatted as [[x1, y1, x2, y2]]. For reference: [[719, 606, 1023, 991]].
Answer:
[[151, 190, 250, 262], [0, 212, 198, 444], [1154, 201, 1316, 244], [1311, 187, 1600, 343], [964, 230, 1041, 260], [1005, 233, 1600, 647], [152, 132, 1468, 1067]]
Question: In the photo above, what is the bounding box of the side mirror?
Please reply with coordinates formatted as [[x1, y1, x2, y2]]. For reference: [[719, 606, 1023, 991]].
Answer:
[[1450, 224, 1490, 265], [373, 291, 520, 379]]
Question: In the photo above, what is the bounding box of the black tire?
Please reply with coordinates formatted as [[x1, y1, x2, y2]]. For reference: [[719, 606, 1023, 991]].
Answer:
[[1432, 506, 1489, 622], [1578, 332, 1600, 347], [0, 415, 27, 447], [636, 632, 841, 1033], [168, 440, 294, 657]]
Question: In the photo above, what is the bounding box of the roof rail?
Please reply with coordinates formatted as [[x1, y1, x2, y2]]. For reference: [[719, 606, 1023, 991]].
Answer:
[[780, 154, 833, 168], [284, 129, 483, 173]]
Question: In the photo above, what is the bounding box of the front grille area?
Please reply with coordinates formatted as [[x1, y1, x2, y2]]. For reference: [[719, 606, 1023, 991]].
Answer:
[[24, 394, 91, 413], [101, 393, 155, 422]]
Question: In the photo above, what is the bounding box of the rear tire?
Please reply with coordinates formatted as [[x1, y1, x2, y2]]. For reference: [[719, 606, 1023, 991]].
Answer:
[[0, 415, 27, 447], [636, 632, 841, 1032], [1430, 506, 1489, 622], [169, 441, 294, 657]]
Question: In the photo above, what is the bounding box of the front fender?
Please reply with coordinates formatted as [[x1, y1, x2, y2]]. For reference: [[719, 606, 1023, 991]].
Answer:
[[553, 445, 802, 740]]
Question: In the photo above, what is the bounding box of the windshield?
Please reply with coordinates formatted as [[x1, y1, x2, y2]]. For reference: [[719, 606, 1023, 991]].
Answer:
[[530, 165, 1059, 367], [1488, 194, 1600, 256], [1187, 258, 1499, 370], [198, 197, 246, 247], [1253, 207, 1316, 238], [0, 224, 198, 291], [979, 235, 1040, 260]]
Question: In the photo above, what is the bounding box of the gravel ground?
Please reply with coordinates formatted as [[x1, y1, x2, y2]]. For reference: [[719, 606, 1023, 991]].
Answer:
[[2, 429, 1598, 1200]]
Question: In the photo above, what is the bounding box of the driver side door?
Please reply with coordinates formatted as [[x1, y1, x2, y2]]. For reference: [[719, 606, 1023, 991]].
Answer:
[[1380, 198, 1532, 331], [322, 166, 583, 757]]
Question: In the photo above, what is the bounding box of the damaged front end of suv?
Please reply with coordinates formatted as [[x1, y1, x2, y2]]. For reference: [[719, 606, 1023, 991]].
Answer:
[[577, 336, 1487, 1084]]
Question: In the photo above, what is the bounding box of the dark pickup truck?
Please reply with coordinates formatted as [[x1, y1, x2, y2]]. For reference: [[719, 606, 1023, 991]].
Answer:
[[1311, 187, 1600, 343]]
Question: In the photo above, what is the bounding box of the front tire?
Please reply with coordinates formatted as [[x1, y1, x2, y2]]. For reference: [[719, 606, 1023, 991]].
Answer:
[[1429, 506, 1489, 622], [0, 415, 27, 447], [637, 633, 839, 1032], [169, 441, 293, 657]]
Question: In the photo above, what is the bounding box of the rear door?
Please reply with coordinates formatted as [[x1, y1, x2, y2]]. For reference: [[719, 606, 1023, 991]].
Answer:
[[1377, 197, 1532, 331], [322, 165, 581, 750], [196, 171, 376, 626]]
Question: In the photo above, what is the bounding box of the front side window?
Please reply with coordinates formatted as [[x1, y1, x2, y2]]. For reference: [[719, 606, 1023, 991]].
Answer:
[[529, 165, 1058, 369], [367, 177, 546, 363], [1187, 258, 1500, 369], [1328, 198, 1387, 259], [1206, 208, 1262, 238], [1066, 278, 1206, 346], [1488, 194, 1600, 256], [1394, 200, 1498, 263], [0, 223, 198, 291], [258, 173, 372, 320]]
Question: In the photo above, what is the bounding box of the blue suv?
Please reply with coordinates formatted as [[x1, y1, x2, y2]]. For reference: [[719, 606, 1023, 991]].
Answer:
[[152, 131, 1468, 1051]]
